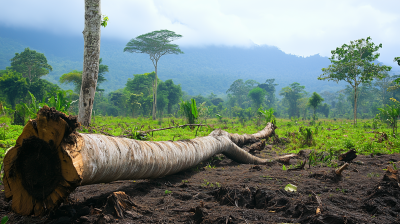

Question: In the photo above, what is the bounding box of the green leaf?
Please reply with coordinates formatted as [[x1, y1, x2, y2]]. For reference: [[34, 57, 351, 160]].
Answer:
[[282, 164, 287, 171], [1, 216, 9, 224], [284, 184, 297, 192], [191, 98, 198, 119]]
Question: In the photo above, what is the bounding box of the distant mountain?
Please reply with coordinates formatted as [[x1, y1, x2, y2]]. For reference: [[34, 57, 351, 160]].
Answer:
[[0, 26, 397, 95]]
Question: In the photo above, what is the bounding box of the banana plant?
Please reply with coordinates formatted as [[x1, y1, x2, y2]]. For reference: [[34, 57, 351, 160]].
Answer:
[[258, 107, 276, 125], [180, 99, 198, 124], [22, 91, 46, 119], [47, 90, 77, 113]]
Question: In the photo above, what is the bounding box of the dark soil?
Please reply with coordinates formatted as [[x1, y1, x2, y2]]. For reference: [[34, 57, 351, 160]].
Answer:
[[2, 149, 400, 224]]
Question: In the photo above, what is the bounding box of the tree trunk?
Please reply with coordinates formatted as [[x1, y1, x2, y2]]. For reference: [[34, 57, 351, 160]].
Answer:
[[2, 106, 295, 216], [353, 86, 358, 127], [152, 62, 158, 120], [78, 0, 101, 126]]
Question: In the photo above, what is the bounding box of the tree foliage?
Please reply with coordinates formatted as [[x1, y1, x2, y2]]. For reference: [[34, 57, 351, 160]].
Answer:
[[124, 29, 183, 120], [10, 48, 52, 83], [319, 37, 391, 126], [279, 82, 305, 118], [308, 92, 324, 120], [248, 87, 267, 110], [0, 71, 28, 109], [59, 58, 108, 93]]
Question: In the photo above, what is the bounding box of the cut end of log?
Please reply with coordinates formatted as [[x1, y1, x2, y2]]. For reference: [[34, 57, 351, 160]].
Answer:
[[335, 163, 349, 176], [3, 106, 82, 216], [14, 137, 62, 201]]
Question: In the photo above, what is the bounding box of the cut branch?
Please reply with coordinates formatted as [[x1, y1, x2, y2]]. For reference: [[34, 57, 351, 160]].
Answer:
[[3, 106, 295, 216]]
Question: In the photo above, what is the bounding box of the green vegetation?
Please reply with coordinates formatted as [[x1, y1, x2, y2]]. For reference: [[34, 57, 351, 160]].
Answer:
[[1, 36, 400, 171], [124, 29, 184, 120], [319, 37, 392, 126]]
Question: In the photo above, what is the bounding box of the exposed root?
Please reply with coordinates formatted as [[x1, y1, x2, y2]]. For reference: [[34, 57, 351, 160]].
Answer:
[[103, 191, 141, 219]]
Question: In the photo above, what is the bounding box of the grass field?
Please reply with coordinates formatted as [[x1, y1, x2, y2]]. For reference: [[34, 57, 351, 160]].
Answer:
[[1, 115, 399, 166]]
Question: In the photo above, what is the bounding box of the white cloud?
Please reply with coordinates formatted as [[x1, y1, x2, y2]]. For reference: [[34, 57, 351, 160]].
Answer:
[[0, 0, 399, 65]]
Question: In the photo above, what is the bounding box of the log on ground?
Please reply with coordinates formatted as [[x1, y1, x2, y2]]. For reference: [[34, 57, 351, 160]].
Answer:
[[2, 106, 295, 216]]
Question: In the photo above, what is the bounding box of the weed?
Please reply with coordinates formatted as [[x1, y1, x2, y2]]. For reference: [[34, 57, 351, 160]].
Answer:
[[261, 175, 274, 180], [201, 179, 215, 188], [343, 139, 355, 149], [164, 190, 172, 195], [206, 164, 216, 169], [367, 173, 380, 178], [389, 161, 398, 170], [282, 164, 287, 171]]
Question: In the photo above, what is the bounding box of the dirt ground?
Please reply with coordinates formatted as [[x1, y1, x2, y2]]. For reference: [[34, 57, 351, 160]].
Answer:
[[2, 148, 400, 224]]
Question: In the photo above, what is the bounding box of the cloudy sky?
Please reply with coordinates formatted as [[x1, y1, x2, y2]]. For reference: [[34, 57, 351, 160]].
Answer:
[[0, 0, 399, 65]]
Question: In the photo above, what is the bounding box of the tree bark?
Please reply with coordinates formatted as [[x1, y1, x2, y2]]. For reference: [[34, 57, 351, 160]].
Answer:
[[78, 0, 102, 126], [354, 85, 358, 127], [2, 106, 295, 216], [152, 62, 158, 120]]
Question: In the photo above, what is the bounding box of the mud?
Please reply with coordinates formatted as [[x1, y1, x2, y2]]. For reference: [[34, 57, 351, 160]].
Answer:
[[1, 151, 400, 223]]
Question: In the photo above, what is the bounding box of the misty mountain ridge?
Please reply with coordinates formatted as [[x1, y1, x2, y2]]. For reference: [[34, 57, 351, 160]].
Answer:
[[0, 26, 397, 96]]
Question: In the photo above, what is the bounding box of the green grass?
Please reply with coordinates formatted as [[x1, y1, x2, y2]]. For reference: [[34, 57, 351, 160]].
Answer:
[[1, 115, 399, 168]]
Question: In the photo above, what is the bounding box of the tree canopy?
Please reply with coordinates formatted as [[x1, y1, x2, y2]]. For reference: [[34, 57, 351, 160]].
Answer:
[[10, 47, 52, 83], [124, 29, 183, 120], [248, 87, 267, 110], [308, 92, 324, 120], [279, 82, 306, 118], [0, 70, 29, 109], [59, 58, 108, 93], [319, 37, 391, 126]]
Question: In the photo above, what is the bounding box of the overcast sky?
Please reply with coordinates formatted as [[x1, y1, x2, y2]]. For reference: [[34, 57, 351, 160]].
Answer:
[[0, 0, 399, 66]]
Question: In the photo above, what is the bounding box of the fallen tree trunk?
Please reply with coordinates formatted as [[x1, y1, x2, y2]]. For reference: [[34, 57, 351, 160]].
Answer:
[[2, 106, 295, 216]]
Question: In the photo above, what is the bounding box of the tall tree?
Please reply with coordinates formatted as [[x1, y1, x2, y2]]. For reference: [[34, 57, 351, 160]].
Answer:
[[157, 79, 182, 114], [319, 37, 391, 126], [78, 0, 102, 126], [248, 87, 267, 110], [124, 30, 184, 120], [226, 79, 259, 107], [279, 82, 305, 118], [10, 48, 52, 83], [308, 92, 324, 120], [258, 79, 278, 106], [60, 70, 83, 93]]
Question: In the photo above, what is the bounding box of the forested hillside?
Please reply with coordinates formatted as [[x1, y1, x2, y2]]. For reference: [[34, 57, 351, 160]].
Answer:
[[1, 26, 383, 95]]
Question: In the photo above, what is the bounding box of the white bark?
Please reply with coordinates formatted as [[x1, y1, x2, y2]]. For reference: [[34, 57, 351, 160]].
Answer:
[[78, 0, 101, 126], [62, 123, 282, 185]]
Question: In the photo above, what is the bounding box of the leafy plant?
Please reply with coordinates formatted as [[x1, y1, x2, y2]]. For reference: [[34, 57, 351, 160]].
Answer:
[[0, 123, 8, 140], [1, 216, 9, 224], [180, 99, 198, 124], [258, 107, 276, 125], [300, 127, 313, 146], [215, 114, 222, 122], [282, 164, 287, 171], [343, 139, 355, 149], [378, 100, 400, 136], [46, 90, 77, 114], [164, 190, 172, 195]]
